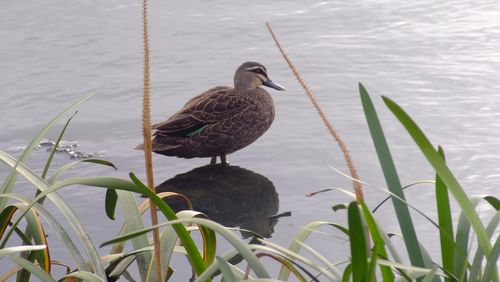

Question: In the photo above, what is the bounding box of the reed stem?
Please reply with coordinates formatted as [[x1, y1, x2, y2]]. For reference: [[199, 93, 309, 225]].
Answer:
[[142, 0, 163, 280], [266, 22, 364, 203]]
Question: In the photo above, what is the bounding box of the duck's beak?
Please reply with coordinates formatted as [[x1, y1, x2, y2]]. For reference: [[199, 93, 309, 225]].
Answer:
[[263, 78, 285, 91]]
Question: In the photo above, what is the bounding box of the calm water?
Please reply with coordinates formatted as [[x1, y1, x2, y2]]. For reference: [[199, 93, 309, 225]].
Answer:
[[2, 0, 500, 279]]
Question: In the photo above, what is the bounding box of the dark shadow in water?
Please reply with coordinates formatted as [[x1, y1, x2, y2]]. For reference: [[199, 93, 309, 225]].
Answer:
[[156, 164, 289, 238]]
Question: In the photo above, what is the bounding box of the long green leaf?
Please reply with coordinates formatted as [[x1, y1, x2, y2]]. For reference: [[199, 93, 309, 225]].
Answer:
[[481, 230, 500, 282], [1, 193, 87, 270], [103, 216, 270, 279], [0, 154, 107, 278], [216, 256, 238, 281], [41, 111, 77, 180], [116, 189, 151, 281], [348, 202, 368, 282], [63, 271, 106, 282], [469, 211, 500, 281], [277, 221, 348, 280], [6, 254, 56, 282], [435, 146, 455, 282], [46, 158, 117, 184], [105, 189, 118, 220], [255, 240, 337, 281], [382, 96, 492, 257], [0, 245, 47, 256], [0, 88, 100, 210], [361, 203, 395, 281], [359, 83, 426, 269], [128, 173, 208, 278]]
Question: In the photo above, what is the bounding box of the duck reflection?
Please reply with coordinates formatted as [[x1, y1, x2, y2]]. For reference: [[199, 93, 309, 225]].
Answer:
[[156, 164, 288, 238]]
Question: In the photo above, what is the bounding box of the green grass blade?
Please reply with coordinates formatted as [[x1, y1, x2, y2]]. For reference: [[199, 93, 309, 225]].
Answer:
[[2, 193, 87, 270], [146, 219, 176, 282], [46, 158, 117, 184], [216, 256, 238, 281], [469, 211, 500, 282], [116, 189, 151, 281], [128, 173, 208, 278], [435, 146, 455, 282], [6, 254, 56, 282], [361, 203, 395, 281], [348, 202, 368, 282], [367, 242, 379, 282], [0, 88, 100, 210], [105, 189, 118, 220], [0, 245, 47, 256], [41, 111, 77, 180], [292, 240, 342, 279], [422, 267, 439, 282], [0, 205, 17, 239], [253, 241, 338, 281], [63, 271, 106, 282], [342, 263, 352, 282], [359, 83, 426, 268], [277, 221, 348, 280], [382, 96, 492, 257], [481, 230, 500, 282], [0, 154, 107, 277]]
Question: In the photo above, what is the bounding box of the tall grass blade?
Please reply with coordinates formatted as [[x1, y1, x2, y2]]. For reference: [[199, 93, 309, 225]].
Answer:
[[292, 240, 342, 279], [348, 202, 368, 282], [359, 83, 426, 269], [0, 88, 100, 210], [435, 147, 455, 282], [2, 193, 87, 271], [277, 221, 348, 280], [116, 189, 151, 281], [128, 173, 208, 277], [481, 233, 500, 282], [254, 241, 337, 280], [105, 189, 118, 220], [216, 256, 238, 281], [360, 203, 395, 281], [41, 111, 77, 180], [382, 96, 491, 253], [0, 153, 107, 278], [469, 211, 500, 281], [6, 254, 56, 282], [0, 206, 17, 239], [63, 271, 106, 282], [46, 158, 117, 184], [0, 245, 47, 256], [16, 206, 51, 282]]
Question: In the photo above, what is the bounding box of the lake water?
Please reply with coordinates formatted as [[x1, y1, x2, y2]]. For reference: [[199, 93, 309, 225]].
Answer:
[[1, 0, 499, 279]]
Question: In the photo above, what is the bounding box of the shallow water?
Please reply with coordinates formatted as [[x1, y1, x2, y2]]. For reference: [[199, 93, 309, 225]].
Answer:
[[2, 0, 500, 278]]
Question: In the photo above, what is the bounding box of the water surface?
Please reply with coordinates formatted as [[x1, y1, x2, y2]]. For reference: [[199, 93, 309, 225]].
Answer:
[[2, 0, 500, 278]]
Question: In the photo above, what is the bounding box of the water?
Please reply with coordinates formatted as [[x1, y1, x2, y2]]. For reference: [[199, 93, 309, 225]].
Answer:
[[2, 0, 500, 279]]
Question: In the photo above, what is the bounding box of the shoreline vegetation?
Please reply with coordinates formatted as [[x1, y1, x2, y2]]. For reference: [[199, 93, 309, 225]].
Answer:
[[0, 2, 498, 281]]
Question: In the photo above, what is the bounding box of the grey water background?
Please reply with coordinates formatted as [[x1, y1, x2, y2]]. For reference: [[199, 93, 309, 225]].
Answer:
[[2, 0, 500, 278]]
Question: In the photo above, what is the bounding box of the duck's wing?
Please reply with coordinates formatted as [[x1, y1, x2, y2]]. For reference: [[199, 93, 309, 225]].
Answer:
[[152, 86, 251, 136]]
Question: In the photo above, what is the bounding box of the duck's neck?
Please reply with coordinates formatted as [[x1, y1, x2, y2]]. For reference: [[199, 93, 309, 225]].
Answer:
[[234, 74, 258, 93]]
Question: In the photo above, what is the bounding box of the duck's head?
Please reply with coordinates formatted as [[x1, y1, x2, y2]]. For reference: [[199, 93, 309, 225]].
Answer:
[[234, 61, 285, 92]]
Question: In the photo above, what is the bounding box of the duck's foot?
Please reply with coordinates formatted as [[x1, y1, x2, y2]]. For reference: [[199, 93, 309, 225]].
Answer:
[[209, 155, 228, 167], [220, 154, 228, 167]]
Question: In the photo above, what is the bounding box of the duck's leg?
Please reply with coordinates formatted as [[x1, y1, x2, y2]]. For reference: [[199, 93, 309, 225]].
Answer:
[[210, 156, 216, 165], [220, 154, 227, 166]]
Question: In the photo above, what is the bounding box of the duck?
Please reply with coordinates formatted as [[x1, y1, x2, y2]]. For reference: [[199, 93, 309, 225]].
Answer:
[[137, 61, 285, 165]]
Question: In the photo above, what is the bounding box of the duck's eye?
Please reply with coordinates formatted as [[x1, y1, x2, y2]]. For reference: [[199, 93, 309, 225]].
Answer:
[[251, 68, 266, 76]]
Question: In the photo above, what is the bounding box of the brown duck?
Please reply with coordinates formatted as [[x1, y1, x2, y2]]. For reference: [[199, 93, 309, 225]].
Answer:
[[137, 61, 285, 165]]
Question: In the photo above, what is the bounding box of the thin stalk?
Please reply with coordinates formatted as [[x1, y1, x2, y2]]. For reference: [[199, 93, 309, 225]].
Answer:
[[142, 0, 162, 281], [266, 22, 364, 203]]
